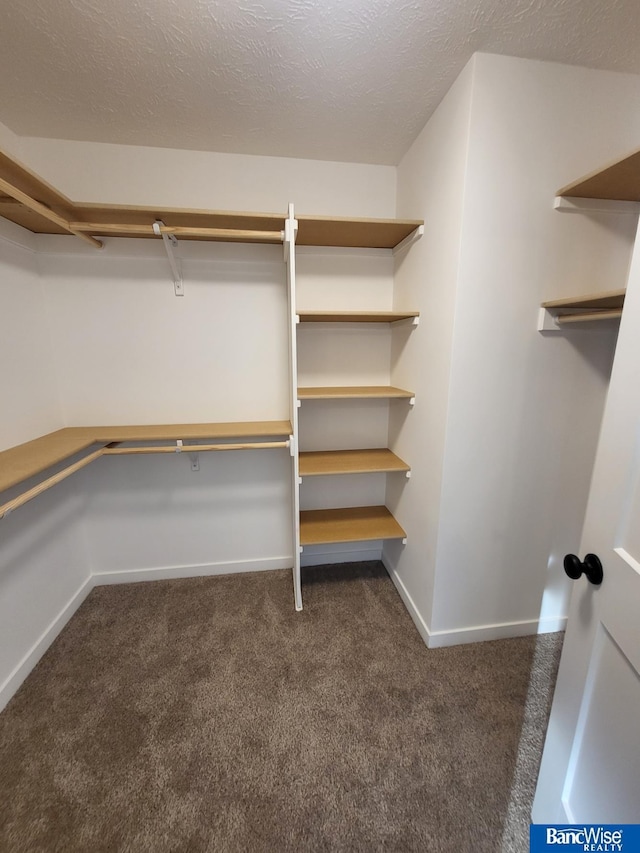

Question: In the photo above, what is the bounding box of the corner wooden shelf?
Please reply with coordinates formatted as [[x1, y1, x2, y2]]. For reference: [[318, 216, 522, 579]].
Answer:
[[299, 448, 409, 477], [0, 147, 423, 250], [297, 385, 414, 400], [299, 505, 406, 546], [557, 147, 640, 202], [0, 420, 292, 495], [539, 289, 625, 330], [297, 311, 419, 324]]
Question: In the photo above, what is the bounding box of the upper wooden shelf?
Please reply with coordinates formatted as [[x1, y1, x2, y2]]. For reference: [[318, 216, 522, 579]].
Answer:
[[0, 147, 423, 250], [296, 216, 422, 249], [538, 289, 625, 331], [557, 147, 640, 202], [0, 420, 292, 494], [297, 386, 414, 400], [297, 311, 420, 323], [299, 448, 410, 477], [541, 289, 625, 311]]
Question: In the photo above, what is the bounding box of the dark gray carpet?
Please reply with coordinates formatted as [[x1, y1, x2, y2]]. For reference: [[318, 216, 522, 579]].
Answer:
[[0, 562, 562, 852]]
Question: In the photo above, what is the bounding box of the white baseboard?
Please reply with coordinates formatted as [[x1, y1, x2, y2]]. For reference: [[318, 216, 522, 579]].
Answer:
[[382, 554, 566, 648], [92, 556, 293, 585], [382, 554, 432, 646], [426, 616, 567, 648], [0, 575, 94, 713]]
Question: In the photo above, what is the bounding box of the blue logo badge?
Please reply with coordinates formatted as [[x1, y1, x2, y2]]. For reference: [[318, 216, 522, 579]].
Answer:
[[530, 825, 640, 852]]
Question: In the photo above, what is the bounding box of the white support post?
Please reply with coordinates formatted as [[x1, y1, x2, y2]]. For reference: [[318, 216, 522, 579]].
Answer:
[[153, 220, 184, 296], [285, 203, 302, 611]]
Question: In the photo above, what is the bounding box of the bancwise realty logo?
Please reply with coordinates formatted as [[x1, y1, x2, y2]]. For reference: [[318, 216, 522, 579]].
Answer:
[[530, 825, 640, 852]]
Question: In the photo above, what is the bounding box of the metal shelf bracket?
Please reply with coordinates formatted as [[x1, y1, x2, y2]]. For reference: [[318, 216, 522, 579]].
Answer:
[[153, 220, 184, 296]]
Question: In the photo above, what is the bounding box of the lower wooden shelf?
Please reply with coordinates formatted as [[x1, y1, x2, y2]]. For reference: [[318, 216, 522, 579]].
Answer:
[[297, 311, 419, 323], [299, 448, 409, 476], [0, 420, 292, 495], [299, 505, 406, 546], [298, 385, 414, 400]]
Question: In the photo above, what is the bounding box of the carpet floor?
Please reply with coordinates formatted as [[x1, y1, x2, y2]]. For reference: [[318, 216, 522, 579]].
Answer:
[[0, 562, 562, 853]]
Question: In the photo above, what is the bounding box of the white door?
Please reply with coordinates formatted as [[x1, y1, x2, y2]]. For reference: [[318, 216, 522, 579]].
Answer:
[[532, 219, 640, 824]]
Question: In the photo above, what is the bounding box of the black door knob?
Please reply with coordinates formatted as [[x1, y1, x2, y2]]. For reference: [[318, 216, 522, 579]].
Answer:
[[563, 553, 603, 585]]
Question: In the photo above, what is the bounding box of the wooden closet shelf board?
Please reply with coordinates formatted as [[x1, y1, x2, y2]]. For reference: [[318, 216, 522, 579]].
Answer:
[[541, 289, 626, 311], [0, 199, 70, 234], [299, 448, 410, 476], [0, 430, 99, 494], [300, 505, 406, 545], [84, 421, 293, 442], [70, 204, 285, 242], [298, 386, 414, 400], [0, 149, 423, 248], [0, 420, 292, 495], [296, 216, 422, 249], [297, 311, 420, 323], [557, 148, 640, 201]]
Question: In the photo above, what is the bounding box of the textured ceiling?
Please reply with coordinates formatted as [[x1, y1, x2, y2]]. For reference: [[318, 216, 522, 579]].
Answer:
[[1, 0, 640, 165]]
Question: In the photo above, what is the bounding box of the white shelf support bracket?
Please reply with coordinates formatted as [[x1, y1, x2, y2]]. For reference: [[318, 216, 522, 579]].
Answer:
[[175, 439, 183, 453], [402, 537, 408, 546], [538, 306, 563, 332], [405, 470, 412, 479], [153, 220, 184, 296], [391, 315, 420, 329], [392, 225, 424, 256], [554, 196, 640, 215], [288, 435, 296, 458], [409, 397, 416, 407]]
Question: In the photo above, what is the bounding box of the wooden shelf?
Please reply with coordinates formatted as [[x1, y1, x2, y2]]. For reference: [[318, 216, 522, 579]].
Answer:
[[298, 385, 414, 400], [297, 216, 422, 249], [297, 310, 419, 323], [0, 420, 292, 495], [299, 448, 409, 477], [557, 148, 640, 202], [299, 505, 406, 546], [0, 146, 423, 250], [539, 289, 625, 330], [541, 289, 626, 311]]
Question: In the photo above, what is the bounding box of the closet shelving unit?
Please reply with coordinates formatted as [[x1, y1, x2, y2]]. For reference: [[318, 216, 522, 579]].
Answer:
[[539, 146, 640, 331], [295, 293, 419, 561], [0, 147, 424, 610]]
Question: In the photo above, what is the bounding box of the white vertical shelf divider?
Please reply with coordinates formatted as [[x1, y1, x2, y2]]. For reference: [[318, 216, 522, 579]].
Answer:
[[284, 203, 302, 610]]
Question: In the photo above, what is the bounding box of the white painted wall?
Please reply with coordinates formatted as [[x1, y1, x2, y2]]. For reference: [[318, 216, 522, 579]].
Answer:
[[384, 58, 476, 637], [0, 220, 63, 449], [0, 219, 91, 710], [39, 239, 289, 425], [0, 119, 24, 163], [388, 54, 640, 646], [19, 137, 396, 218]]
